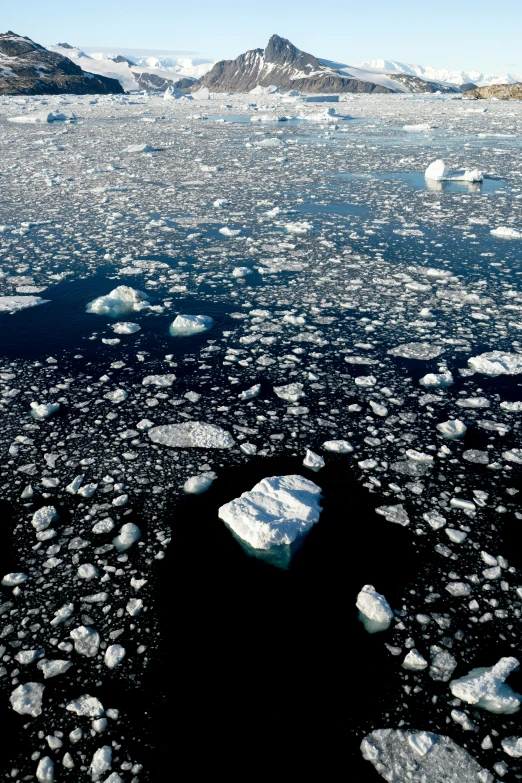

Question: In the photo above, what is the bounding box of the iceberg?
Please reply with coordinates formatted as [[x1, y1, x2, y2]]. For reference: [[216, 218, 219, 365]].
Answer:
[[169, 314, 214, 336], [468, 351, 522, 376], [0, 295, 49, 314], [218, 474, 322, 552], [425, 159, 483, 182], [86, 286, 150, 316]]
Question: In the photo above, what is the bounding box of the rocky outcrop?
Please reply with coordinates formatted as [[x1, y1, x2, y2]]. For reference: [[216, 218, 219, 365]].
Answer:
[[466, 83, 522, 100], [196, 34, 392, 94], [0, 31, 123, 95]]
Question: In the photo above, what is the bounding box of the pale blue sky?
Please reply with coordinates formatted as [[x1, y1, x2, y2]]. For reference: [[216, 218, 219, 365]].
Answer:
[[4, 0, 521, 74]]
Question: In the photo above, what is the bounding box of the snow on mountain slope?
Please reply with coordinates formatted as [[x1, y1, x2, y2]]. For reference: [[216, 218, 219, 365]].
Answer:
[[355, 58, 522, 87], [47, 45, 214, 91]]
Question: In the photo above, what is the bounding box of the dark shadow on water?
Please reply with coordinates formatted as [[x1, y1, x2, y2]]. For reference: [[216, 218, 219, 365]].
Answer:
[[149, 456, 419, 778]]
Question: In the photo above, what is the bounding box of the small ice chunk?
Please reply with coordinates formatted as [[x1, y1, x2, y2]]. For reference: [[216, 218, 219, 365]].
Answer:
[[430, 647, 457, 682], [388, 342, 444, 360], [184, 473, 215, 494], [450, 657, 522, 714], [104, 645, 126, 670], [112, 523, 141, 552], [303, 449, 324, 471], [446, 581, 471, 597], [501, 737, 522, 758], [142, 374, 176, 387], [274, 382, 305, 402], [32, 506, 59, 532], [503, 449, 522, 465], [239, 384, 261, 400], [1, 572, 28, 587], [36, 757, 54, 783], [436, 419, 467, 439], [218, 474, 322, 551], [232, 266, 253, 278], [112, 322, 140, 334], [405, 449, 434, 464], [30, 402, 60, 420], [10, 682, 45, 717], [425, 159, 483, 182], [356, 585, 393, 633], [70, 626, 100, 658], [90, 746, 112, 778], [66, 694, 104, 718], [419, 371, 453, 388], [322, 440, 353, 453], [490, 227, 522, 239], [38, 659, 73, 679], [169, 314, 213, 336], [403, 649, 428, 670], [123, 143, 153, 153], [375, 504, 410, 526]]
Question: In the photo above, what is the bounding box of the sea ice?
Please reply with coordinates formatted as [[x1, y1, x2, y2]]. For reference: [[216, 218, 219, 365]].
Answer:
[[375, 504, 410, 526], [10, 682, 45, 717], [148, 422, 234, 449], [123, 143, 154, 153], [218, 474, 322, 550], [87, 286, 150, 316], [36, 757, 54, 783], [322, 440, 354, 453], [490, 226, 522, 239], [449, 658, 522, 714], [30, 402, 60, 420], [419, 371, 453, 388], [436, 419, 467, 439], [468, 351, 522, 376], [0, 295, 49, 314], [361, 729, 497, 782], [356, 584, 394, 633], [183, 473, 215, 494], [302, 449, 325, 471], [104, 645, 126, 670], [274, 382, 305, 402], [169, 314, 214, 336], [112, 523, 141, 552], [388, 342, 444, 360], [112, 322, 140, 334]]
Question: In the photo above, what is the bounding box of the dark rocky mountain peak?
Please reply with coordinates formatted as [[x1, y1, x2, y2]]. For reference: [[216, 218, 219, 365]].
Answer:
[[0, 30, 123, 95]]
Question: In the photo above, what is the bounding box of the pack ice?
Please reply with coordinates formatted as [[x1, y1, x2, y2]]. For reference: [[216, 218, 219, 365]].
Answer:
[[148, 422, 235, 449], [361, 729, 498, 782], [86, 286, 150, 316], [218, 475, 322, 550]]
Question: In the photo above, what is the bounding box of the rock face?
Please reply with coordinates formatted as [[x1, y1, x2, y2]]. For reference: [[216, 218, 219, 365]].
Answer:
[[196, 34, 393, 94], [0, 31, 123, 95], [466, 82, 522, 100]]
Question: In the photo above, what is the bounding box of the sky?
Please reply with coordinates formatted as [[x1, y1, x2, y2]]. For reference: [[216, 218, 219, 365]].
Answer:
[[4, 0, 522, 74]]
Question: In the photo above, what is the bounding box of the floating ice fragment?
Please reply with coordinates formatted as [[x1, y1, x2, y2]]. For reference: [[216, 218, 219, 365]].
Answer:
[[436, 419, 467, 439], [468, 351, 522, 376], [354, 375, 376, 387], [403, 650, 428, 670], [501, 737, 522, 758], [112, 523, 141, 552], [29, 401, 60, 420], [274, 382, 305, 402], [0, 295, 49, 314], [239, 384, 261, 401], [70, 626, 100, 658], [169, 314, 214, 336], [148, 422, 234, 449], [219, 227, 241, 237], [183, 473, 215, 494], [303, 449, 324, 471], [1, 572, 28, 587], [285, 221, 312, 234], [38, 659, 73, 679], [406, 449, 434, 464], [356, 585, 393, 633], [232, 266, 253, 277], [375, 504, 410, 526], [104, 389, 128, 404], [322, 440, 353, 453], [503, 449, 522, 464], [388, 342, 444, 360], [490, 227, 522, 239], [32, 506, 59, 532], [112, 322, 140, 334], [87, 286, 150, 317], [500, 401, 522, 412], [425, 159, 483, 182], [450, 658, 522, 714], [142, 374, 176, 387], [219, 474, 322, 551], [104, 645, 126, 670], [36, 757, 54, 783], [66, 694, 104, 717], [90, 746, 112, 779], [419, 371, 453, 388], [10, 682, 45, 717], [123, 143, 153, 153], [446, 581, 471, 597]]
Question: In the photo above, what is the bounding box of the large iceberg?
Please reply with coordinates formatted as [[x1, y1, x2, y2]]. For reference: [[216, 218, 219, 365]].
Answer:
[[449, 657, 522, 714], [425, 159, 483, 183], [148, 422, 234, 449], [218, 474, 322, 551], [361, 729, 498, 782], [86, 286, 150, 316], [169, 314, 214, 336]]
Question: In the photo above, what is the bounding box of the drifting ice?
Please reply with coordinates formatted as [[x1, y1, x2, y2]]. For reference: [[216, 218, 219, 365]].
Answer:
[[218, 474, 322, 551], [425, 159, 484, 183], [148, 422, 234, 449], [87, 286, 150, 316], [449, 657, 522, 714], [169, 314, 214, 336], [356, 585, 394, 633]]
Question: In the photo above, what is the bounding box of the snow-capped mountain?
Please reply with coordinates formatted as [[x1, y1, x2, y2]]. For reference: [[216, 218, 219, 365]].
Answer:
[[355, 59, 522, 87], [47, 44, 214, 92]]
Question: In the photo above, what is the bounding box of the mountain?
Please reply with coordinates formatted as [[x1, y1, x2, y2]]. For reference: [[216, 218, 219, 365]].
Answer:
[[355, 58, 522, 88], [0, 31, 123, 95], [48, 45, 213, 93], [196, 34, 393, 94], [466, 83, 522, 100]]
